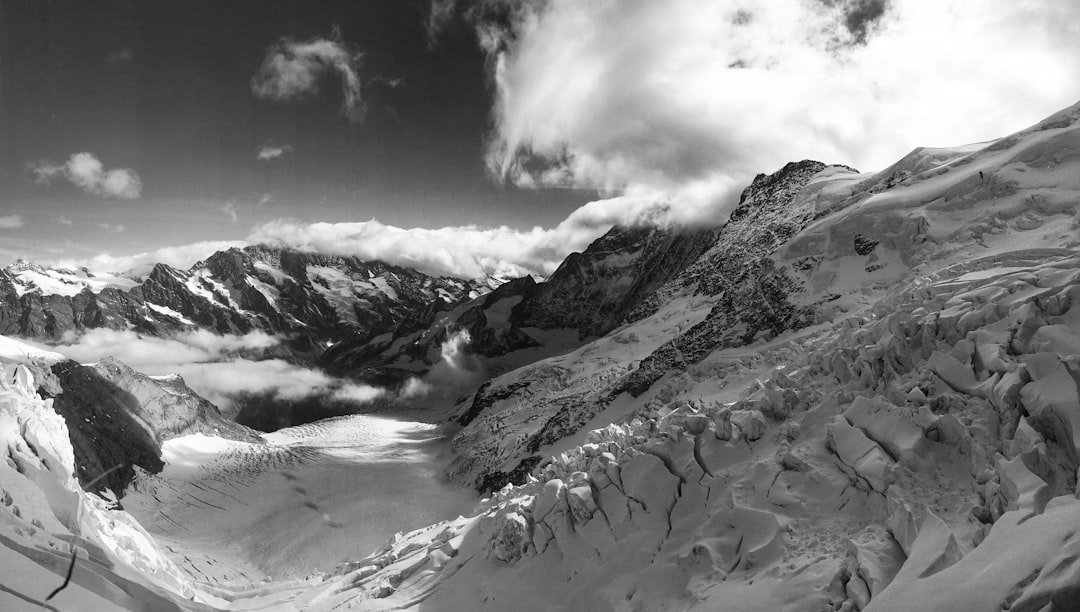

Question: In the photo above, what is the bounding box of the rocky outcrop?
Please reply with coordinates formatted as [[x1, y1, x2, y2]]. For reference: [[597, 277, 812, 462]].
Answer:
[[511, 224, 723, 338], [43, 356, 260, 495]]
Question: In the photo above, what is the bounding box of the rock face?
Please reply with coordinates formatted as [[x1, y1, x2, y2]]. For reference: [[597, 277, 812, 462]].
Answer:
[[44, 357, 260, 495], [510, 223, 724, 339]]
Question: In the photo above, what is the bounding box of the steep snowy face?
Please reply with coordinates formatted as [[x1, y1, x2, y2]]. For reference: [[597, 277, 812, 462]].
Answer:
[[447, 101, 1080, 496], [447, 159, 852, 491]]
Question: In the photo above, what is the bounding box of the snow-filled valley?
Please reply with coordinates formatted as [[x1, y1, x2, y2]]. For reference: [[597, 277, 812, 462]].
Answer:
[[3, 100, 1080, 610]]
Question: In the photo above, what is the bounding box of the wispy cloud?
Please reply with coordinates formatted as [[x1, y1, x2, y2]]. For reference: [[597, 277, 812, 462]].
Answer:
[[251, 28, 366, 123], [426, 0, 458, 48], [256, 143, 292, 161], [108, 48, 133, 64], [447, 0, 1080, 224], [30, 152, 142, 199], [222, 201, 239, 223], [98, 222, 127, 233], [57, 216, 73, 226], [0, 215, 24, 229]]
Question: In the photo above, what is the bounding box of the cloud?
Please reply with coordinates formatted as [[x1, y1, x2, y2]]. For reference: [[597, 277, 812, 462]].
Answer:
[[426, 0, 459, 48], [98, 222, 127, 233], [449, 0, 1080, 224], [247, 211, 621, 278], [50, 239, 246, 276], [257, 144, 292, 161], [397, 328, 483, 402], [223, 202, 239, 223], [57, 216, 73, 226], [0, 215, 24, 229], [29, 328, 384, 412], [30, 152, 142, 199], [45, 328, 279, 370], [108, 48, 133, 64], [251, 29, 366, 123]]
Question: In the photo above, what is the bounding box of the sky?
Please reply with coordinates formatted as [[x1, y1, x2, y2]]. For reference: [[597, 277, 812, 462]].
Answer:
[[1, 0, 1079, 279]]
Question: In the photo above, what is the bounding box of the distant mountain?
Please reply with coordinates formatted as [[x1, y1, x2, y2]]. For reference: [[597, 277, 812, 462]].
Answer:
[[0, 245, 487, 357]]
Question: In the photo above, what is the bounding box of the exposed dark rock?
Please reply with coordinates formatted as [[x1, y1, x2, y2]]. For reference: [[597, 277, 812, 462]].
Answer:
[[854, 233, 879, 255], [511, 224, 723, 339], [477, 455, 544, 494], [43, 357, 260, 496]]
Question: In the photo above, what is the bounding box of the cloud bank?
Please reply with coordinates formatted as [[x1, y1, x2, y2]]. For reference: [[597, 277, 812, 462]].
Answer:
[[246, 205, 637, 278], [443, 0, 1080, 223], [30, 152, 142, 199], [34, 328, 383, 413], [251, 29, 366, 123]]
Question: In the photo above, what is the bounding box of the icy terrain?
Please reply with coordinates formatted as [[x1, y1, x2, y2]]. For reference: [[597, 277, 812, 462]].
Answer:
[[3, 100, 1080, 610]]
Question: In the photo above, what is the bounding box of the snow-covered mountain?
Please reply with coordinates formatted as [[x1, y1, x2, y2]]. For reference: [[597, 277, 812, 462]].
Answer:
[[0, 245, 485, 350], [2, 99, 1080, 610]]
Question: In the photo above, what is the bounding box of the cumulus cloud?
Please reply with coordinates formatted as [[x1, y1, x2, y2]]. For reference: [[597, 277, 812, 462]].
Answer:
[[251, 29, 366, 123], [30, 152, 142, 200], [257, 144, 292, 161], [0, 215, 24, 229], [444, 0, 1080, 223], [50, 239, 246, 277]]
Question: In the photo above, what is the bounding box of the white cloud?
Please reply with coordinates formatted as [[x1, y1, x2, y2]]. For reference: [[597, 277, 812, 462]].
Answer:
[[331, 383, 386, 404], [0, 215, 24, 229], [50, 240, 246, 276], [222, 201, 239, 223], [257, 144, 292, 161], [31, 152, 142, 199], [251, 29, 366, 123], [30, 328, 383, 411], [46, 328, 280, 371], [98, 222, 127, 233], [57, 216, 73, 226], [456, 0, 1080, 223], [247, 211, 619, 278]]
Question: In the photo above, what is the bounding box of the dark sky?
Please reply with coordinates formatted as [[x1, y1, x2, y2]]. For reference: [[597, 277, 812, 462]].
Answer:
[[0, 0, 593, 263]]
